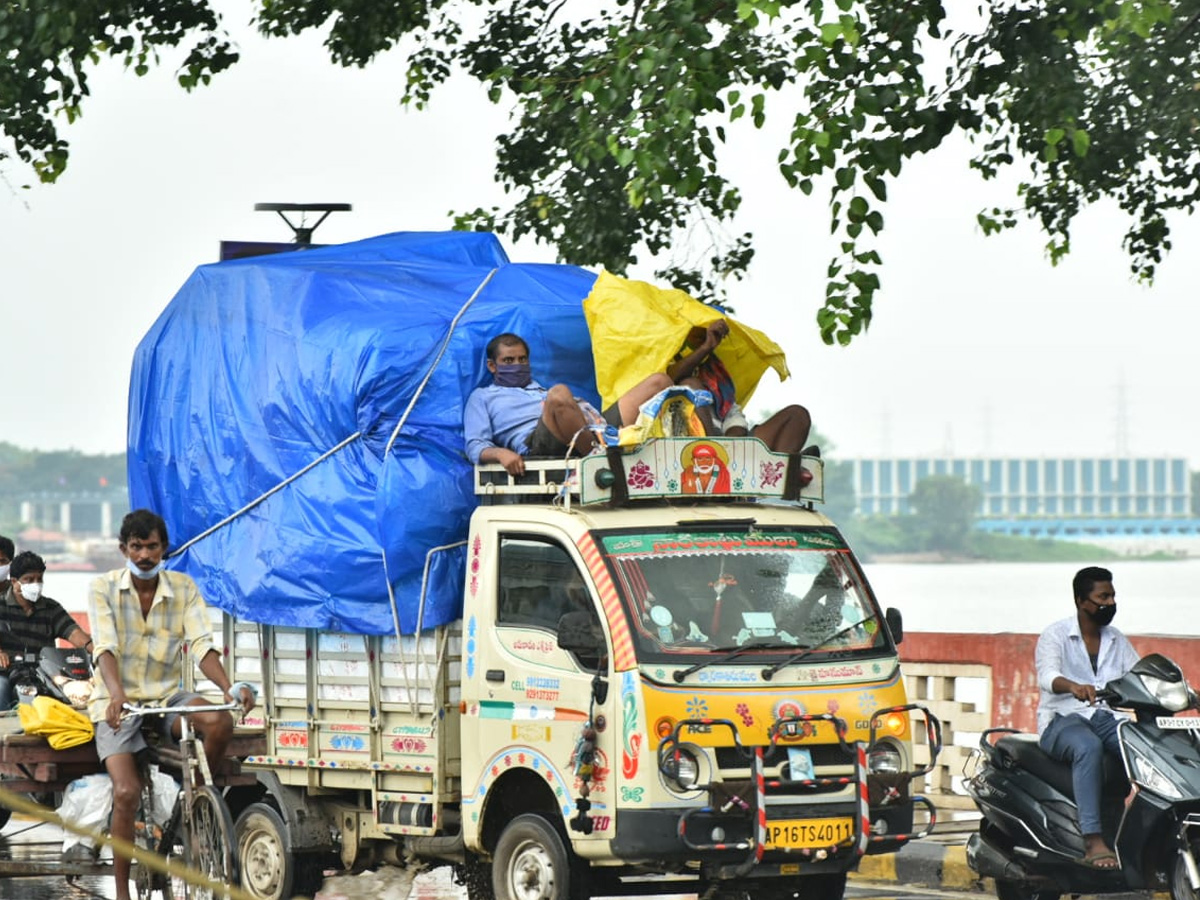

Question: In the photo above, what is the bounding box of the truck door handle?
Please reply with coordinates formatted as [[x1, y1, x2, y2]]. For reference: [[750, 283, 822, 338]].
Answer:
[[486, 669, 506, 683]]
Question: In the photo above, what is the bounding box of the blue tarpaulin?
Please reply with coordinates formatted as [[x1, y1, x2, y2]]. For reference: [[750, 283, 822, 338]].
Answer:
[[128, 231, 600, 634]]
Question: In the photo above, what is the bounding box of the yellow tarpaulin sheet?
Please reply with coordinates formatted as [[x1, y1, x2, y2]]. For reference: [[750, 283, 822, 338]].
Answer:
[[583, 271, 790, 410], [18, 694, 95, 750]]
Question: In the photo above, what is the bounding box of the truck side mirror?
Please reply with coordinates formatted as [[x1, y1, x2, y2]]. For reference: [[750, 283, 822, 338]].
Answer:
[[885, 607, 903, 645]]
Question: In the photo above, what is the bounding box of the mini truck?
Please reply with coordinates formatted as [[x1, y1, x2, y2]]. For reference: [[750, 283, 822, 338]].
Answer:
[[220, 437, 942, 900]]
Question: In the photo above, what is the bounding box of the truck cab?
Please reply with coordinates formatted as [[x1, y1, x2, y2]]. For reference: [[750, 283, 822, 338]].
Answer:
[[228, 437, 939, 900], [453, 437, 939, 900]]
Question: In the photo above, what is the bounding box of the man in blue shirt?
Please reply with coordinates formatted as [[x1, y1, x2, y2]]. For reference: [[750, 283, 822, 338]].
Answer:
[[464, 333, 670, 475], [1035, 566, 1139, 869]]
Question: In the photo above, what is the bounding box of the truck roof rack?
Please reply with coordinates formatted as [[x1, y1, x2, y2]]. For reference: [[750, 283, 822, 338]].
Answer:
[[474, 437, 823, 509]]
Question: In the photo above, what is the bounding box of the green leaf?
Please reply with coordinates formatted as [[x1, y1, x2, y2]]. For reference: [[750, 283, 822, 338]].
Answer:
[[1072, 129, 1091, 157]]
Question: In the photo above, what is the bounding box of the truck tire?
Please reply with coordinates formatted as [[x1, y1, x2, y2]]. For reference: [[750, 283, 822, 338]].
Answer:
[[236, 802, 322, 900], [493, 813, 582, 900]]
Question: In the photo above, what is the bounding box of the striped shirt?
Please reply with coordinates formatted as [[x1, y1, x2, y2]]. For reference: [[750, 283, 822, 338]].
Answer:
[[0, 588, 81, 660], [87, 567, 216, 722]]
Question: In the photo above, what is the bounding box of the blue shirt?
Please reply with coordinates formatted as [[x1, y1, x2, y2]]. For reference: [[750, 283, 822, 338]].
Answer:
[[1035, 614, 1139, 734], [463, 380, 548, 463]]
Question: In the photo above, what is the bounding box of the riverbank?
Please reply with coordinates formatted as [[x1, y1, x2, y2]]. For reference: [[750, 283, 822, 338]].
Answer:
[[856, 529, 1185, 564]]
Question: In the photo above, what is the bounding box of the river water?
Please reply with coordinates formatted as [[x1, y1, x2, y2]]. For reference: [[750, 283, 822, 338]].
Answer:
[[47, 557, 1200, 637]]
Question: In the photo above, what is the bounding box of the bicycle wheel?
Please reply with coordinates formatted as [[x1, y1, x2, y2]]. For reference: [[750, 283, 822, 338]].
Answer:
[[136, 784, 181, 900], [185, 785, 238, 900]]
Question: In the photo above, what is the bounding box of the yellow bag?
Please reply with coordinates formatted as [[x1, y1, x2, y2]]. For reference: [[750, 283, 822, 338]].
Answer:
[[17, 695, 95, 750], [583, 271, 791, 410]]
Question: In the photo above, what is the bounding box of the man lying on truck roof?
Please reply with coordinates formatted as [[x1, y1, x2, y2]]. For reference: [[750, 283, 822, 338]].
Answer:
[[88, 509, 256, 900], [464, 332, 670, 475]]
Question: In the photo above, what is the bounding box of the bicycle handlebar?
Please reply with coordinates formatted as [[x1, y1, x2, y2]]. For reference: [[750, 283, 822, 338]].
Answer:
[[121, 700, 242, 720]]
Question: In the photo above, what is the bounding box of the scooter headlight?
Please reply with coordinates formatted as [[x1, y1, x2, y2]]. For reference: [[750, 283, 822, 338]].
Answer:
[[1145, 674, 1191, 713], [1129, 745, 1183, 799]]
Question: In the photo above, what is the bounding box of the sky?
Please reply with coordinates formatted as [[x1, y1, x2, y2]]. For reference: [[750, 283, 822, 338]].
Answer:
[[4, 6, 1199, 467]]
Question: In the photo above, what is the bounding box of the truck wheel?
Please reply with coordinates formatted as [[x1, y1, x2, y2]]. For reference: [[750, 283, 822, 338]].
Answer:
[[236, 802, 322, 900], [493, 813, 581, 900]]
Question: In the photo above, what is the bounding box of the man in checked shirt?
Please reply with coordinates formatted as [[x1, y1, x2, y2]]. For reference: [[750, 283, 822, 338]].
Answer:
[[88, 509, 255, 900]]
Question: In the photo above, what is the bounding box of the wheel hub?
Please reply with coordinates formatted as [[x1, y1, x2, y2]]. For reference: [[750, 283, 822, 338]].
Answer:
[[511, 842, 556, 900], [243, 829, 284, 896]]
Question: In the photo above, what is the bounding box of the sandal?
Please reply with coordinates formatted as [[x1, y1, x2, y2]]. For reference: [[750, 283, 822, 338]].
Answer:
[[1081, 851, 1119, 869]]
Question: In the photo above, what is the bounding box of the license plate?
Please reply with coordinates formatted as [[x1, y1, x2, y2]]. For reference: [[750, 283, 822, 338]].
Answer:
[[765, 817, 855, 848], [1157, 716, 1200, 729]]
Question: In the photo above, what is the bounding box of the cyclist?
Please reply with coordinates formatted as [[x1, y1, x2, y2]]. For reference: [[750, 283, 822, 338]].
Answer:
[[88, 509, 254, 900]]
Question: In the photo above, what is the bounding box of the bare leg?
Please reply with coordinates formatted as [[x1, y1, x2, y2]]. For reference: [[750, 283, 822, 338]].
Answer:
[[750, 405, 811, 454], [172, 698, 234, 784], [105, 752, 142, 900], [541, 384, 597, 454], [614, 374, 673, 425]]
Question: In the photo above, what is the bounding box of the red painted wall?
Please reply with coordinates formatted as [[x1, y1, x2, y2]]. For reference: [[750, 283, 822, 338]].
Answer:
[[902, 631, 1200, 734]]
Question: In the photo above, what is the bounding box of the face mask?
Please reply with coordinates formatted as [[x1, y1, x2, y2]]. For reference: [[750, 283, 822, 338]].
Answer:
[[18, 582, 42, 603], [1086, 603, 1117, 627], [127, 558, 164, 581], [0, 564, 8, 581], [494, 363, 532, 388]]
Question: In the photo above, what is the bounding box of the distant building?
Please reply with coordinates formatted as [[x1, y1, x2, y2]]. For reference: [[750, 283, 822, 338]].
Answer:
[[849, 456, 1191, 519]]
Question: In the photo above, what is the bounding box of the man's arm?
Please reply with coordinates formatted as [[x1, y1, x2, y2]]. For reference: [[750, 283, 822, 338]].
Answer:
[[95, 651, 128, 729], [65, 627, 92, 653], [464, 389, 499, 464], [88, 574, 126, 726], [197, 648, 253, 714], [1037, 625, 1096, 703], [479, 445, 525, 476], [465, 389, 526, 474], [667, 321, 728, 383]]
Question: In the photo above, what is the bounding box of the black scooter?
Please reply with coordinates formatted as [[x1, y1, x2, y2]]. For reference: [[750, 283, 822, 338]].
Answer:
[[966, 654, 1200, 900], [8, 645, 94, 710]]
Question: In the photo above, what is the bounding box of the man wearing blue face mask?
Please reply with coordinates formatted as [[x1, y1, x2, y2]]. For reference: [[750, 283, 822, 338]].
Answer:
[[464, 332, 670, 475], [0, 550, 93, 709], [88, 509, 256, 900]]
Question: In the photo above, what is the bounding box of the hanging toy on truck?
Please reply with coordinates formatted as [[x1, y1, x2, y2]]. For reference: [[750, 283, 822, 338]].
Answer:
[[128, 230, 942, 900]]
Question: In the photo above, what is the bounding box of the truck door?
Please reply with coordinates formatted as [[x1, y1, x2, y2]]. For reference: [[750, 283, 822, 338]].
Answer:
[[463, 529, 616, 843]]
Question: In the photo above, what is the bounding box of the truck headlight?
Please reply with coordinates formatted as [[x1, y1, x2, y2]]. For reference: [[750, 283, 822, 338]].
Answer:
[[869, 745, 902, 775], [662, 748, 700, 790]]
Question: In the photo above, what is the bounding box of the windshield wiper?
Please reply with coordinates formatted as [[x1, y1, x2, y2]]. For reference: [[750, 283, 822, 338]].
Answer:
[[760, 615, 878, 681], [671, 639, 792, 683]]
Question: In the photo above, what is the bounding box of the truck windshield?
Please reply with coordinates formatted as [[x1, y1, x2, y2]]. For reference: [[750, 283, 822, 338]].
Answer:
[[597, 527, 887, 662]]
